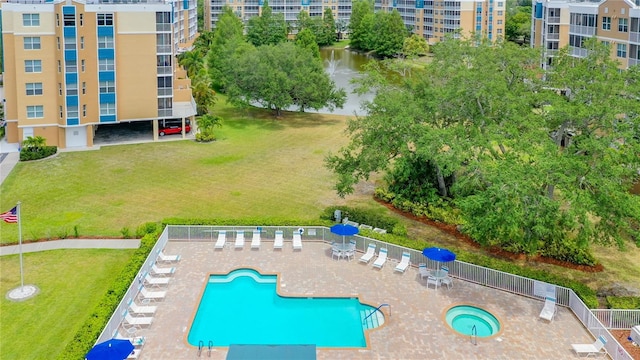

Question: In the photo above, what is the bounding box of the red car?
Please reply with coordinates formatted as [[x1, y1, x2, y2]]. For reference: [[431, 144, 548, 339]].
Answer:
[[159, 124, 191, 136]]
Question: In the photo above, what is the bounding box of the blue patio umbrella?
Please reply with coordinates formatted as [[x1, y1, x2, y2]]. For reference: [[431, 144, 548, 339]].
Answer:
[[85, 339, 134, 360], [422, 247, 456, 263], [330, 223, 359, 247]]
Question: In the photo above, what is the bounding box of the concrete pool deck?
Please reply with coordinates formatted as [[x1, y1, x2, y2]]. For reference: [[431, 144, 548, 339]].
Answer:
[[130, 241, 597, 359]]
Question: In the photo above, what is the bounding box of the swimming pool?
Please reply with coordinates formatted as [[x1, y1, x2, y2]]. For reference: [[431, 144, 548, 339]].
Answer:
[[188, 268, 381, 347]]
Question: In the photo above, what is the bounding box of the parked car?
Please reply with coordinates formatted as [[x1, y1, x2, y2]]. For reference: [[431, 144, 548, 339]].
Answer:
[[159, 124, 191, 136]]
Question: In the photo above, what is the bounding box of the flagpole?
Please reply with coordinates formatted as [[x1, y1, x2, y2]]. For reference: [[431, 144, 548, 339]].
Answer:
[[17, 201, 24, 291]]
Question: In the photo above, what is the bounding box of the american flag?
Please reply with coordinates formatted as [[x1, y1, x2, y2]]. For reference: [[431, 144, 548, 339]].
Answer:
[[0, 206, 18, 223]]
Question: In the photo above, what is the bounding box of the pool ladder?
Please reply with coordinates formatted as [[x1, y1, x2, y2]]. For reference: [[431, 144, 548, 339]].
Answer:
[[470, 325, 477, 346], [197, 340, 213, 357]]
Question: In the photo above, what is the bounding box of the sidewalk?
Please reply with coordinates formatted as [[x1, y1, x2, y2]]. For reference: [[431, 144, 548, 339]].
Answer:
[[0, 137, 20, 186], [0, 239, 140, 256]]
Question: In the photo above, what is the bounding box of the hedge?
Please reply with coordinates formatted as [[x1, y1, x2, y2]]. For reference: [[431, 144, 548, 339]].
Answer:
[[20, 145, 57, 161], [606, 296, 640, 309]]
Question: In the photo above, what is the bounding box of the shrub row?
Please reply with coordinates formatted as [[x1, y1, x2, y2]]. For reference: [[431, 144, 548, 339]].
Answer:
[[319, 205, 407, 235], [606, 296, 640, 309], [56, 224, 160, 360], [19, 145, 57, 161]]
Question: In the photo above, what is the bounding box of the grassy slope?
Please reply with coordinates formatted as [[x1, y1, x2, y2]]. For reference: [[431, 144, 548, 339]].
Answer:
[[0, 249, 134, 359]]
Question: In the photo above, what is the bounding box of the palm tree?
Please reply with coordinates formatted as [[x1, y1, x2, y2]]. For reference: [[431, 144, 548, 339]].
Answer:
[[191, 72, 217, 115], [178, 51, 204, 79]]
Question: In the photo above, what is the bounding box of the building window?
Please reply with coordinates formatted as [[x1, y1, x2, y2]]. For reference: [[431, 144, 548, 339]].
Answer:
[[22, 14, 40, 27], [59, 83, 63, 95], [57, 37, 61, 50], [80, 14, 84, 26], [100, 103, 116, 115], [617, 43, 627, 58], [26, 105, 44, 118], [82, 104, 87, 117], [24, 37, 41, 50], [56, 14, 60, 27], [97, 14, 114, 26], [80, 37, 84, 49], [67, 83, 78, 96], [82, 82, 86, 95], [81, 59, 86, 72], [619, 18, 628, 32], [67, 105, 79, 118], [25, 60, 42, 73], [602, 16, 611, 30], [59, 106, 63, 118], [99, 80, 115, 93], [64, 37, 76, 50], [97, 36, 114, 49], [497, 10, 503, 16], [64, 14, 75, 26], [26, 83, 43, 96], [497, 1, 503, 6], [99, 58, 114, 71], [65, 60, 77, 73], [497, 19, 502, 25]]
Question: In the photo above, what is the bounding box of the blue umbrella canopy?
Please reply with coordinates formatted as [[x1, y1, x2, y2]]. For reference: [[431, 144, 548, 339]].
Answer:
[[422, 247, 456, 262], [85, 339, 134, 360], [330, 224, 359, 236]]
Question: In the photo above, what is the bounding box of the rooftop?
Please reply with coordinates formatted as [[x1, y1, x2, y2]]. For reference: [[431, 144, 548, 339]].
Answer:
[[129, 240, 596, 359]]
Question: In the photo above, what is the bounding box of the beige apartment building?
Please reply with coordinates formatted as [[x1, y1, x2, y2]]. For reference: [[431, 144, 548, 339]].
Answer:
[[532, 0, 640, 69], [1, 0, 197, 149]]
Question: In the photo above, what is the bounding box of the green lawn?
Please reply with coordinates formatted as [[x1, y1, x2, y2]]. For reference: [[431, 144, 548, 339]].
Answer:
[[0, 249, 134, 359], [0, 103, 381, 244]]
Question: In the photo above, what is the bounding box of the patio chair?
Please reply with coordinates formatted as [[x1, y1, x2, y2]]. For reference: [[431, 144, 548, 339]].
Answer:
[[418, 263, 430, 280], [128, 299, 157, 315], [127, 349, 142, 359], [273, 230, 284, 250], [251, 230, 261, 249], [539, 296, 557, 322], [214, 230, 226, 250], [331, 247, 343, 260], [394, 252, 411, 273], [114, 331, 146, 348], [359, 244, 376, 264], [235, 231, 245, 249], [440, 266, 453, 289], [372, 248, 388, 269], [151, 264, 175, 276], [144, 274, 170, 286], [426, 275, 439, 290], [571, 335, 607, 357], [139, 287, 166, 301], [124, 313, 153, 329], [158, 250, 180, 262], [343, 247, 355, 260], [292, 232, 303, 251]]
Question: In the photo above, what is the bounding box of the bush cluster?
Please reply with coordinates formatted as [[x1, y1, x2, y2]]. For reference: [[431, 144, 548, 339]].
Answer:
[[320, 205, 407, 235], [606, 296, 640, 309], [19, 145, 57, 161], [56, 226, 160, 360]]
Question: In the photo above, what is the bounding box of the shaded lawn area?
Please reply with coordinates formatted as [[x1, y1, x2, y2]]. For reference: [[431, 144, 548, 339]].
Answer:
[[0, 103, 381, 244], [0, 249, 134, 359]]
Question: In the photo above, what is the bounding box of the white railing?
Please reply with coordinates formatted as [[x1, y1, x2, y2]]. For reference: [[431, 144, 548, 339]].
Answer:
[[95, 225, 633, 359], [592, 309, 640, 330]]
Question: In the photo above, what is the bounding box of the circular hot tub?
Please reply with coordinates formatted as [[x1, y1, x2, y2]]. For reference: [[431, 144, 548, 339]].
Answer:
[[445, 305, 501, 338]]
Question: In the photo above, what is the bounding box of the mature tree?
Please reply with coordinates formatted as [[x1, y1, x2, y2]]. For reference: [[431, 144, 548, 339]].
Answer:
[[295, 28, 321, 58], [319, 8, 337, 46], [327, 36, 640, 262], [349, 0, 375, 51], [227, 42, 346, 116], [191, 71, 217, 115], [246, 1, 288, 47], [296, 10, 314, 32], [372, 10, 408, 57], [207, 6, 249, 90], [505, 11, 531, 43], [402, 34, 429, 58]]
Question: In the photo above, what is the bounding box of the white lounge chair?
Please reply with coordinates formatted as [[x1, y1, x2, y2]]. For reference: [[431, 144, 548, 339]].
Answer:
[[572, 335, 607, 357], [418, 263, 430, 280], [394, 252, 411, 273], [144, 274, 170, 286], [539, 296, 557, 322], [124, 313, 153, 328], [359, 244, 376, 263], [214, 230, 226, 250], [292, 233, 302, 250], [129, 300, 157, 315], [151, 264, 175, 276], [139, 287, 166, 301], [158, 250, 180, 262], [127, 349, 142, 359], [235, 231, 245, 249], [251, 230, 261, 249], [273, 230, 284, 250], [114, 332, 146, 348], [372, 248, 388, 269]]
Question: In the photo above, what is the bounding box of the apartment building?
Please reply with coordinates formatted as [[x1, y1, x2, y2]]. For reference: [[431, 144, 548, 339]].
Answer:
[[532, 0, 640, 69], [375, 0, 506, 44], [1, 0, 197, 149]]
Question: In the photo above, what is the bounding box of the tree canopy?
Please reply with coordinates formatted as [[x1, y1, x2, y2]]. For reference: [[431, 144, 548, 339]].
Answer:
[[326, 36, 640, 263], [246, 1, 288, 47]]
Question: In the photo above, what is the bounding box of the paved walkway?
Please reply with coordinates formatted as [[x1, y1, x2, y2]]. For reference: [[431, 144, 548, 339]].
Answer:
[[0, 239, 140, 256], [0, 137, 19, 186]]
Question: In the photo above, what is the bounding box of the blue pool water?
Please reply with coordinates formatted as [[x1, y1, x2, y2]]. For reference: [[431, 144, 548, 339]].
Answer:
[[188, 268, 378, 347], [445, 305, 501, 337]]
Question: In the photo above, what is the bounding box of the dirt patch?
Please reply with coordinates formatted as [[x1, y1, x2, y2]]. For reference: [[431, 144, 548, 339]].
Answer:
[[375, 198, 604, 273], [611, 330, 640, 359]]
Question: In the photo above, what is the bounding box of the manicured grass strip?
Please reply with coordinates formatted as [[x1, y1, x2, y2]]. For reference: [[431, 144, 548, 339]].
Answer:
[[0, 249, 134, 359]]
